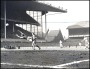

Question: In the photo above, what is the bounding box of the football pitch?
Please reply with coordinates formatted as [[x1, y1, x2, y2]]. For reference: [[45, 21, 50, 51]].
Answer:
[[1, 50, 89, 68]]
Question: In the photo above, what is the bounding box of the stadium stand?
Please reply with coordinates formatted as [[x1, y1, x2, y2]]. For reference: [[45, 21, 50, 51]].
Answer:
[[62, 37, 83, 46], [15, 25, 32, 37], [1, 1, 67, 49], [62, 21, 89, 47]]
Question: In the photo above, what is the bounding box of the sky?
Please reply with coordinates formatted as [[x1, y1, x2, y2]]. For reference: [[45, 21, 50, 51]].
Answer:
[[39, 1, 89, 38]]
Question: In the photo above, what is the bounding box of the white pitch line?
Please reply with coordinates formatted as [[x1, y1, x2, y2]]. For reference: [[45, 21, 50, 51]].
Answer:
[[1, 59, 89, 68], [53, 59, 89, 68], [1, 62, 64, 68]]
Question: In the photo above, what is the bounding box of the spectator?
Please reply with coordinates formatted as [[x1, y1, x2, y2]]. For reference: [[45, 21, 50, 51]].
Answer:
[[18, 46, 20, 49], [69, 44, 70, 48]]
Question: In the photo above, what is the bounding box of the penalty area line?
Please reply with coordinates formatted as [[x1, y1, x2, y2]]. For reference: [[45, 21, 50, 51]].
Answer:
[[1, 59, 89, 68], [1, 62, 62, 68], [53, 59, 89, 68]]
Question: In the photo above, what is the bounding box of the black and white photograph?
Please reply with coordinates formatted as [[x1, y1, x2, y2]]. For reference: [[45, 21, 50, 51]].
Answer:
[[1, 0, 89, 69]]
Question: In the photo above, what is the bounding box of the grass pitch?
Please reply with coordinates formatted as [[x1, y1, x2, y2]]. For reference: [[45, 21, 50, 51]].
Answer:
[[1, 50, 89, 68]]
